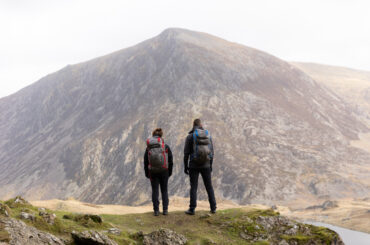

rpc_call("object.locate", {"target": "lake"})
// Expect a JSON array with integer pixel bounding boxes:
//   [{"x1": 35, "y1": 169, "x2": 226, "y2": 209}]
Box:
[{"x1": 305, "y1": 221, "x2": 370, "y2": 245}]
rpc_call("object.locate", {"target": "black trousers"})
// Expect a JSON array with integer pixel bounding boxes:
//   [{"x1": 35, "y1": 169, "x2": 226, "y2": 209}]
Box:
[
  {"x1": 189, "y1": 168, "x2": 217, "y2": 210},
  {"x1": 150, "y1": 171, "x2": 169, "y2": 211}
]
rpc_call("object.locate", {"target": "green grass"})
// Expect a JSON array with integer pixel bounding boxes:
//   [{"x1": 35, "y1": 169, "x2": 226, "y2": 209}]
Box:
[{"x1": 1, "y1": 198, "x2": 342, "y2": 245}]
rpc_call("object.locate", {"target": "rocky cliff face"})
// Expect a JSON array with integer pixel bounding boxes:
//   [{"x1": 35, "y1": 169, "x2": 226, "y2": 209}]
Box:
[{"x1": 0, "y1": 28, "x2": 369, "y2": 205}]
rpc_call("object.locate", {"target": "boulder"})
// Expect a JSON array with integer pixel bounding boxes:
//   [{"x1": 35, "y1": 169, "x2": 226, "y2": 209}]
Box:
[
  {"x1": 0, "y1": 203, "x2": 10, "y2": 217},
  {"x1": 74, "y1": 214, "x2": 103, "y2": 224},
  {"x1": 322, "y1": 200, "x2": 338, "y2": 210},
  {"x1": 71, "y1": 230, "x2": 117, "y2": 245},
  {"x1": 0, "y1": 217, "x2": 64, "y2": 244},
  {"x1": 20, "y1": 212, "x2": 35, "y2": 221},
  {"x1": 14, "y1": 196, "x2": 28, "y2": 205},
  {"x1": 143, "y1": 228, "x2": 187, "y2": 245},
  {"x1": 41, "y1": 213, "x2": 57, "y2": 225},
  {"x1": 306, "y1": 200, "x2": 339, "y2": 211},
  {"x1": 107, "y1": 228, "x2": 121, "y2": 235},
  {"x1": 38, "y1": 207, "x2": 46, "y2": 216}
]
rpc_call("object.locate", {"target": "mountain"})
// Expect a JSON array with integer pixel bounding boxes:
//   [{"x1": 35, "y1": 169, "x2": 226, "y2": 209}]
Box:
[
  {"x1": 292, "y1": 62, "x2": 370, "y2": 125},
  {"x1": 0, "y1": 28, "x2": 369, "y2": 205},
  {"x1": 292, "y1": 62, "x2": 370, "y2": 155}
]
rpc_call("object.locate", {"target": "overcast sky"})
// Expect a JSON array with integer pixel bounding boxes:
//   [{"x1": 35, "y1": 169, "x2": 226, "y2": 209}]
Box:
[{"x1": 1, "y1": 0, "x2": 369, "y2": 98}]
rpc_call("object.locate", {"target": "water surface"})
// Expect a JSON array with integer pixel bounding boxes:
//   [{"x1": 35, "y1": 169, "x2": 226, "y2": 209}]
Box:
[{"x1": 305, "y1": 221, "x2": 370, "y2": 245}]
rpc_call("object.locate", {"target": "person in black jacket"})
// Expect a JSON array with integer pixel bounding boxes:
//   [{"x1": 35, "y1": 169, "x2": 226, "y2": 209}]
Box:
[
  {"x1": 144, "y1": 128, "x2": 173, "y2": 216},
  {"x1": 184, "y1": 119, "x2": 216, "y2": 215}
]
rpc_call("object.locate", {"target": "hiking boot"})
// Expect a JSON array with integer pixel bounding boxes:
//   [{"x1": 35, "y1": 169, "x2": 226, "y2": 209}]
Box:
[
  {"x1": 154, "y1": 210, "x2": 159, "y2": 216},
  {"x1": 185, "y1": 208, "x2": 195, "y2": 215},
  {"x1": 163, "y1": 210, "x2": 168, "y2": 215},
  {"x1": 210, "y1": 209, "x2": 216, "y2": 214}
]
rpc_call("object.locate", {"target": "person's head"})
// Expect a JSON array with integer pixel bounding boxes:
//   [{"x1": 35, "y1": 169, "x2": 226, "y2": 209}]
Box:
[
  {"x1": 152, "y1": 128, "x2": 163, "y2": 137},
  {"x1": 193, "y1": 118, "x2": 202, "y2": 128}
]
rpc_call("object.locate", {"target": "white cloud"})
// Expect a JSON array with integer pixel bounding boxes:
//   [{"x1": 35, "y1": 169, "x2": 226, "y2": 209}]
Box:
[{"x1": 1, "y1": 0, "x2": 369, "y2": 98}]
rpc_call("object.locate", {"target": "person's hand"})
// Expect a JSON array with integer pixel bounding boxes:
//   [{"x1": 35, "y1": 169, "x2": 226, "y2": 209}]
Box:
[{"x1": 184, "y1": 167, "x2": 189, "y2": 175}]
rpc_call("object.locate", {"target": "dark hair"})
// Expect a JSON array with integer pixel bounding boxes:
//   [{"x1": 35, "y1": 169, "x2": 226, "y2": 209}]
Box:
[
  {"x1": 152, "y1": 128, "x2": 163, "y2": 137},
  {"x1": 193, "y1": 119, "x2": 202, "y2": 127}
]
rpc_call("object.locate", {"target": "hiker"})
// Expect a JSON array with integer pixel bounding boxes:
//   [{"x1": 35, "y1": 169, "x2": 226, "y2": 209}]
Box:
[
  {"x1": 184, "y1": 119, "x2": 216, "y2": 215},
  {"x1": 144, "y1": 128, "x2": 173, "y2": 216}
]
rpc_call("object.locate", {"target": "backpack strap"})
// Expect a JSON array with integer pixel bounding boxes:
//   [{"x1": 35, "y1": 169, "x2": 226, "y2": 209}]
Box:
[
  {"x1": 192, "y1": 129, "x2": 199, "y2": 159},
  {"x1": 158, "y1": 137, "x2": 167, "y2": 169}
]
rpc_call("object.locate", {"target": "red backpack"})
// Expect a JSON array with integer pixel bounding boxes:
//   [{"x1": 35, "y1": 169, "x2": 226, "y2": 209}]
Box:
[{"x1": 146, "y1": 136, "x2": 168, "y2": 173}]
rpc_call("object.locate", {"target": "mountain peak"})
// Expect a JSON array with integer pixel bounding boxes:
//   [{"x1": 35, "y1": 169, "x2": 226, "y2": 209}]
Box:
[{"x1": 155, "y1": 27, "x2": 230, "y2": 48}]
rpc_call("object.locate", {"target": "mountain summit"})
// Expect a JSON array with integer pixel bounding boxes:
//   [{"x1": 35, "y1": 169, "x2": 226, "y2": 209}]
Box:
[{"x1": 0, "y1": 28, "x2": 369, "y2": 205}]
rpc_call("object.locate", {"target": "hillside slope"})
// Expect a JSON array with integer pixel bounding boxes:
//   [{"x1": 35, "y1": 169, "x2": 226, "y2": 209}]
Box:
[
  {"x1": 292, "y1": 62, "x2": 370, "y2": 154},
  {"x1": 292, "y1": 62, "x2": 370, "y2": 125},
  {"x1": 0, "y1": 197, "x2": 344, "y2": 245},
  {"x1": 0, "y1": 28, "x2": 369, "y2": 205}
]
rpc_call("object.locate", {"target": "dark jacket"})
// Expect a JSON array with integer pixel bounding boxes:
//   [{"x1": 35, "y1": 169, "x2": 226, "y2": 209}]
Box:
[
  {"x1": 144, "y1": 143, "x2": 173, "y2": 178},
  {"x1": 184, "y1": 126, "x2": 214, "y2": 169}
]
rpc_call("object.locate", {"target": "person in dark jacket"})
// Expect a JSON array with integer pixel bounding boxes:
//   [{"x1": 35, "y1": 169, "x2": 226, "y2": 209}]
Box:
[
  {"x1": 184, "y1": 119, "x2": 216, "y2": 215},
  {"x1": 144, "y1": 128, "x2": 173, "y2": 216}
]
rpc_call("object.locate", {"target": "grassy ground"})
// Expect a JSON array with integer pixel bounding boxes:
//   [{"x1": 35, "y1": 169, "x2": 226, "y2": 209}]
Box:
[{"x1": 1, "y1": 197, "x2": 342, "y2": 245}]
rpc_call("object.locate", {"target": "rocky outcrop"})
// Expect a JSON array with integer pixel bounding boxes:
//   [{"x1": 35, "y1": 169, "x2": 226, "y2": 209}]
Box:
[
  {"x1": 236, "y1": 214, "x2": 345, "y2": 245},
  {"x1": 143, "y1": 228, "x2": 187, "y2": 245},
  {"x1": 19, "y1": 212, "x2": 35, "y2": 221},
  {"x1": 71, "y1": 230, "x2": 117, "y2": 245},
  {"x1": 306, "y1": 200, "x2": 339, "y2": 211},
  {"x1": 106, "y1": 228, "x2": 121, "y2": 235},
  {"x1": 0, "y1": 218, "x2": 64, "y2": 245},
  {"x1": 5, "y1": 197, "x2": 29, "y2": 209},
  {"x1": 0, "y1": 204, "x2": 10, "y2": 217}
]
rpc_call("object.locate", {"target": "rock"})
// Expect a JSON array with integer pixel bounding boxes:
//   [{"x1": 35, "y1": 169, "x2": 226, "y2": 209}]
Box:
[
  {"x1": 306, "y1": 200, "x2": 339, "y2": 211},
  {"x1": 38, "y1": 207, "x2": 46, "y2": 216},
  {"x1": 130, "y1": 231, "x2": 144, "y2": 240},
  {"x1": 14, "y1": 196, "x2": 28, "y2": 205},
  {"x1": 74, "y1": 214, "x2": 103, "y2": 224},
  {"x1": 107, "y1": 228, "x2": 121, "y2": 235},
  {"x1": 86, "y1": 214, "x2": 102, "y2": 224},
  {"x1": 199, "y1": 213, "x2": 211, "y2": 219},
  {"x1": 38, "y1": 207, "x2": 56, "y2": 224},
  {"x1": 20, "y1": 212, "x2": 35, "y2": 221},
  {"x1": 6, "y1": 196, "x2": 30, "y2": 208},
  {"x1": 0, "y1": 203, "x2": 10, "y2": 217},
  {"x1": 271, "y1": 204, "x2": 278, "y2": 210},
  {"x1": 41, "y1": 213, "x2": 57, "y2": 225},
  {"x1": 71, "y1": 230, "x2": 117, "y2": 245},
  {"x1": 143, "y1": 228, "x2": 187, "y2": 245},
  {"x1": 239, "y1": 231, "x2": 252, "y2": 240},
  {"x1": 278, "y1": 239, "x2": 289, "y2": 245},
  {"x1": 0, "y1": 217, "x2": 64, "y2": 244},
  {"x1": 322, "y1": 200, "x2": 338, "y2": 210},
  {"x1": 62, "y1": 214, "x2": 73, "y2": 220},
  {"x1": 256, "y1": 216, "x2": 275, "y2": 231},
  {"x1": 284, "y1": 224, "x2": 299, "y2": 235}
]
